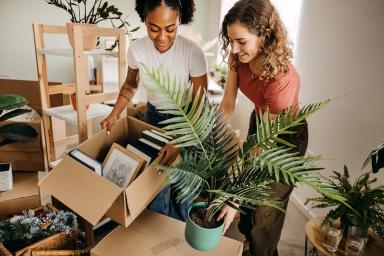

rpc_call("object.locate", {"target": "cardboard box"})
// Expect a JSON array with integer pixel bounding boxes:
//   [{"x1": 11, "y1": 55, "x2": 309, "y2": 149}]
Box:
[
  {"x1": 39, "y1": 117, "x2": 165, "y2": 227},
  {"x1": 0, "y1": 79, "x2": 63, "y2": 172},
  {"x1": 0, "y1": 120, "x2": 45, "y2": 171},
  {"x1": 91, "y1": 210, "x2": 243, "y2": 256},
  {"x1": 0, "y1": 172, "x2": 41, "y2": 217}
]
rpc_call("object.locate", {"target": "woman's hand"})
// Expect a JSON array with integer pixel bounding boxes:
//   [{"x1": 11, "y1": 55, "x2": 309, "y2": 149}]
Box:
[
  {"x1": 158, "y1": 144, "x2": 180, "y2": 166},
  {"x1": 217, "y1": 204, "x2": 237, "y2": 234},
  {"x1": 100, "y1": 114, "x2": 119, "y2": 134}
]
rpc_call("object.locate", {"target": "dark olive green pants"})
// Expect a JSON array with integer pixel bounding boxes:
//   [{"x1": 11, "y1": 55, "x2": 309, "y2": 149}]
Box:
[{"x1": 238, "y1": 110, "x2": 308, "y2": 256}]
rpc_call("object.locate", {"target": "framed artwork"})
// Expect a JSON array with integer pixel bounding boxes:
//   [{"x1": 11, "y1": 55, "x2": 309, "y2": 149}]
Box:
[{"x1": 103, "y1": 143, "x2": 145, "y2": 188}]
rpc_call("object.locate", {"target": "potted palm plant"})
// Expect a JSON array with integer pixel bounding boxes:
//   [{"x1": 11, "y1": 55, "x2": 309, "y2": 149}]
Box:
[
  {"x1": 45, "y1": 0, "x2": 139, "y2": 50},
  {"x1": 142, "y1": 66, "x2": 347, "y2": 251}
]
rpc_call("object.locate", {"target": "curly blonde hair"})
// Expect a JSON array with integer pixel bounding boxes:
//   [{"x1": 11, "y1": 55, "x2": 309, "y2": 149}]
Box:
[{"x1": 219, "y1": 0, "x2": 292, "y2": 81}]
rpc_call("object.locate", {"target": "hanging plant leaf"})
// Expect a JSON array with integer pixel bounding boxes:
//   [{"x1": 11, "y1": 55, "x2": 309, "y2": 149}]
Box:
[
  {"x1": 0, "y1": 94, "x2": 28, "y2": 110},
  {"x1": 0, "y1": 123, "x2": 38, "y2": 142},
  {"x1": 0, "y1": 109, "x2": 31, "y2": 121}
]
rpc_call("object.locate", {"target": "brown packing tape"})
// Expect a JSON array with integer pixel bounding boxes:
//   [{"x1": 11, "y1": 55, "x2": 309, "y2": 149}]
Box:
[
  {"x1": 150, "y1": 238, "x2": 181, "y2": 255},
  {"x1": 39, "y1": 156, "x2": 122, "y2": 225}
]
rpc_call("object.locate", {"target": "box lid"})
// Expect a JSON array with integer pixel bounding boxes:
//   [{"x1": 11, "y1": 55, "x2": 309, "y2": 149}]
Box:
[
  {"x1": 39, "y1": 156, "x2": 122, "y2": 225},
  {"x1": 124, "y1": 166, "x2": 165, "y2": 220},
  {"x1": 0, "y1": 172, "x2": 39, "y2": 201},
  {"x1": 91, "y1": 210, "x2": 243, "y2": 256}
]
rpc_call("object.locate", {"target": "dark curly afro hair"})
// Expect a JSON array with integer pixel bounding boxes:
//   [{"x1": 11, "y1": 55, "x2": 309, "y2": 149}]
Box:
[{"x1": 135, "y1": 0, "x2": 196, "y2": 25}]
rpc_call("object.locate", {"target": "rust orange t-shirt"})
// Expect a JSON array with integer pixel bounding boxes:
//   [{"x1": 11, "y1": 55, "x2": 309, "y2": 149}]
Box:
[{"x1": 237, "y1": 62, "x2": 300, "y2": 114}]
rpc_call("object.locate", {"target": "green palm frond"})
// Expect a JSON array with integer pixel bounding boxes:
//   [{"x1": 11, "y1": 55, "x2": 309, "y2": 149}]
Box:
[
  {"x1": 242, "y1": 100, "x2": 330, "y2": 156},
  {"x1": 141, "y1": 64, "x2": 214, "y2": 146},
  {"x1": 244, "y1": 148, "x2": 346, "y2": 203},
  {"x1": 206, "y1": 180, "x2": 283, "y2": 219}
]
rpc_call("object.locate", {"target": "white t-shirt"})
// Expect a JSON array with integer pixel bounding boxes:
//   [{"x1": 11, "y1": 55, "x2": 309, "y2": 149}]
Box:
[{"x1": 127, "y1": 35, "x2": 207, "y2": 103}]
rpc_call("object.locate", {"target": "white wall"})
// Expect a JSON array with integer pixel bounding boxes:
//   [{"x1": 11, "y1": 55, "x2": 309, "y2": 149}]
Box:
[
  {"x1": 292, "y1": 0, "x2": 384, "y2": 216},
  {"x1": 0, "y1": 0, "x2": 214, "y2": 82}
]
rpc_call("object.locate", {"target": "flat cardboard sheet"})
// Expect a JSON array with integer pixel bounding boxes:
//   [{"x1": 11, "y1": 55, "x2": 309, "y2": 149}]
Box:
[{"x1": 91, "y1": 210, "x2": 243, "y2": 256}]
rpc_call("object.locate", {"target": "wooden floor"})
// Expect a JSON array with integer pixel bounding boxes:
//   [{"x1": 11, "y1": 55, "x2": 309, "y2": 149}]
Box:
[{"x1": 225, "y1": 200, "x2": 308, "y2": 256}]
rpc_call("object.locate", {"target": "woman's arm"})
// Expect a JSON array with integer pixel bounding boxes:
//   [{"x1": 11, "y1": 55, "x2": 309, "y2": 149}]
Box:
[
  {"x1": 101, "y1": 67, "x2": 139, "y2": 132},
  {"x1": 220, "y1": 66, "x2": 238, "y2": 121},
  {"x1": 190, "y1": 74, "x2": 208, "y2": 101}
]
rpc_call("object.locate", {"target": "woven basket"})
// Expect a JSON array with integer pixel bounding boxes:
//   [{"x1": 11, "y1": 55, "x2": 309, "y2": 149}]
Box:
[
  {"x1": 16, "y1": 232, "x2": 76, "y2": 256},
  {"x1": 0, "y1": 244, "x2": 12, "y2": 256},
  {"x1": 0, "y1": 205, "x2": 88, "y2": 256}
]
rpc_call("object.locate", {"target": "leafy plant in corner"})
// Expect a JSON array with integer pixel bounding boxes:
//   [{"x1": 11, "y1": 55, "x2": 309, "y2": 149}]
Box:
[
  {"x1": 45, "y1": 0, "x2": 139, "y2": 49},
  {"x1": 306, "y1": 165, "x2": 384, "y2": 238},
  {"x1": 0, "y1": 94, "x2": 38, "y2": 148},
  {"x1": 141, "y1": 65, "x2": 347, "y2": 250}
]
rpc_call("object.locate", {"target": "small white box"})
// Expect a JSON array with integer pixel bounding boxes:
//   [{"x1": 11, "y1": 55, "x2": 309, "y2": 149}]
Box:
[{"x1": 0, "y1": 163, "x2": 13, "y2": 192}]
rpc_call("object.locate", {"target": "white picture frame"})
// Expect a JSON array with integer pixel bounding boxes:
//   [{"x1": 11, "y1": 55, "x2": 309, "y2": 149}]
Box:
[{"x1": 103, "y1": 143, "x2": 144, "y2": 188}]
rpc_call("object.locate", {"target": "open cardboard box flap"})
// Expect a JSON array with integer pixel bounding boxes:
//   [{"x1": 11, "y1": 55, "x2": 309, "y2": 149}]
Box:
[
  {"x1": 125, "y1": 165, "x2": 164, "y2": 220},
  {"x1": 39, "y1": 155, "x2": 122, "y2": 225},
  {"x1": 39, "y1": 116, "x2": 165, "y2": 227}
]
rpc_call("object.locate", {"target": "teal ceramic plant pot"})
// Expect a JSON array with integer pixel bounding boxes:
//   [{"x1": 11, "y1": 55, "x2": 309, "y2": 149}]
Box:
[{"x1": 185, "y1": 202, "x2": 224, "y2": 251}]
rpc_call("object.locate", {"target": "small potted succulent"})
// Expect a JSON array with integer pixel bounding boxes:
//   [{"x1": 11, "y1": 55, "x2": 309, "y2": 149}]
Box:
[
  {"x1": 45, "y1": 0, "x2": 139, "y2": 50},
  {"x1": 142, "y1": 66, "x2": 347, "y2": 251}
]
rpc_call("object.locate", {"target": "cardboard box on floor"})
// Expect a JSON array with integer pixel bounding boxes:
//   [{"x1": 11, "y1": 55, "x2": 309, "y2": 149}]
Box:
[
  {"x1": 91, "y1": 210, "x2": 243, "y2": 256},
  {"x1": 0, "y1": 120, "x2": 45, "y2": 171},
  {"x1": 39, "y1": 116, "x2": 165, "y2": 227},
  {"x1": 0, "y1": 79, "x2": 63, "y2": 172},
  {"x1": 0, "y1": 172, "x2": 41, "y2": 217}
]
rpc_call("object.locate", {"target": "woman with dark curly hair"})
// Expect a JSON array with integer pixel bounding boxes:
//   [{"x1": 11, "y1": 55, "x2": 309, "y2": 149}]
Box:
[
  {"x1": 101, "y1": 0, "x2": 208, "y2": 221},
  {"x1": 219, "y1": 0, "x2": 308, "y2": 255}
]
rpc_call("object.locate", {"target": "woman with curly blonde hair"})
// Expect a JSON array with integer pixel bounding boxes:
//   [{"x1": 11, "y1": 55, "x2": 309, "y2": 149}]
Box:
[{"x1": 219, "y1": 0, "x2": 308, "y2": 255}]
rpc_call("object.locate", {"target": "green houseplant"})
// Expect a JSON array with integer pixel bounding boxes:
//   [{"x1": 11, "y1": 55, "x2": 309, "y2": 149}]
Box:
[
  {"x1": 45, "y1": 0, "x2": 139, "y2": 50},
  {"x1": 142, "y1": 66, "x2": 347, "y2": 251},
  {"x1": 306, "y1": 165, "x2": 384, "y2": 239},
  {"x1": 0, "y1": 94, "x2": 38, "y2": 148}
]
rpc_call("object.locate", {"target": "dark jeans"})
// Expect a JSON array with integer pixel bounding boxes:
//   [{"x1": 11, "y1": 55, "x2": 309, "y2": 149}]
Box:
[
  {"x1": 145, "y1": 102, "x2": 192, "y2": 221},
  {"x1": 238, "y1": 110, "x2": 308, "y2": 256}
]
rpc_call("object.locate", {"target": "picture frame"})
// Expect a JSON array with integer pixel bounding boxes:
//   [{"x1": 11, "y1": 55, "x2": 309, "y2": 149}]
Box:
[{"x1": 103, "y1": 143, "x2": 145, "y2": 188}]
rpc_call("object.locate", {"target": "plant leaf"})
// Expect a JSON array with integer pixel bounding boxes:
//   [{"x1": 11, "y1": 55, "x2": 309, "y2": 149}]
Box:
[
  {"x1": 0, "y1": 123, "x2": 38, "y2": 142},
  {"x1": 0, "y1": 109, "x2": 31, "y2": 121},
  {"x1": 0, "y1": 94, "x2": 28, "y2": 110}
]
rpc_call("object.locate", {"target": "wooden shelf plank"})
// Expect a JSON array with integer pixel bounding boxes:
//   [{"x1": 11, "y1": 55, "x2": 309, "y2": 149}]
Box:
[
  {"x1": 43, "y1": 103, "x2": 112, "y2": 126},
  {"x1": 37, "y1": 48, "x2": 118, "y2": 57}
]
